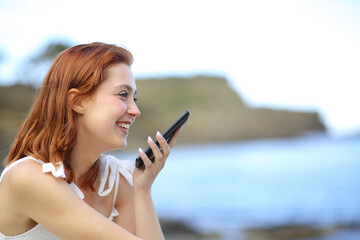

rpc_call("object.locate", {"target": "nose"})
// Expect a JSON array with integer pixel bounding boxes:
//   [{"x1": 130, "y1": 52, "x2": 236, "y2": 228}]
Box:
[{"x1": 128, "y1": 100, "x2": 141, "y2": 118}]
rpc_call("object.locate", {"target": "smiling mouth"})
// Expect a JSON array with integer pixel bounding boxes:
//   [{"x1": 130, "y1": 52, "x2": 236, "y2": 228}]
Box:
[{"x1": 117, "y1": 122, "x2": 130, "y2": 130}]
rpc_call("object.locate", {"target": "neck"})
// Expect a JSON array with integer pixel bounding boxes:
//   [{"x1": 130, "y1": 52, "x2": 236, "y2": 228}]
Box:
[
  {"x1": 70, "y1": 144, "x2": 101, "y2": 185},
  {"x1": 70, "y1": 122, "x2": 111, "y2": 185}
]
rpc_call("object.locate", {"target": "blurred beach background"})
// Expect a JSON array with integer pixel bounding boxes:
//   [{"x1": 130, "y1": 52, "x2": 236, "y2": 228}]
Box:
[{"x1": 0, "y1": 0, "x2": 359, "y2": 239}]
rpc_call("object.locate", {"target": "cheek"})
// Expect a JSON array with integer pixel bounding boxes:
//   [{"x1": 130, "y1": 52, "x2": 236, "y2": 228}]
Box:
[
  {"x1": 81, "y1": 114, "x2": 109, "y2": 135},
  {"x1": 90, "y1": 101, "x2": 127, "y2": 127},
  {"x1": 82, "y1": 97, "x2": 127, "y2": 129},
  {"x1": 112, "y1": 100, "x2": 128, "y2": 116}
]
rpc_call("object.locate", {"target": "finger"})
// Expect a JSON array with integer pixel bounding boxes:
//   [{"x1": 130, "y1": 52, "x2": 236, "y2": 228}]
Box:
[
  {"x1": 147, "y1": 136, "x2": 164, "y2": 165},
  {"x1": 168, "y1": 126, "x2": 183, "y2": 149},
  {"x1": 138, "y1": 147, "x2": 153, "y2": 169},
  {"x1": 155, "y1": 132, "x2": 171, "y2": 170},
  {"x1": 156, "y1": 131, "x2": 170, "y2": 157}
]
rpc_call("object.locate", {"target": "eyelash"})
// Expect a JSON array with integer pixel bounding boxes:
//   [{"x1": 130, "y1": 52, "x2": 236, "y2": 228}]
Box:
[{"x1": 118, "y1": 92, "x2": 138, "y2": 102}]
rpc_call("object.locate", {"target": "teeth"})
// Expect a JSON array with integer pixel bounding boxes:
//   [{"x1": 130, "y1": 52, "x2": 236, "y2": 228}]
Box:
[{"x1": 117, "y1": 123, "x2": 130, "y2": 130}]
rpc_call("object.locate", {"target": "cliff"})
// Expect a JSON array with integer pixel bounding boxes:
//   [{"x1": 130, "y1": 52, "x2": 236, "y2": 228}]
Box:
[
  {"x1": 0, "y1": 75, "x2": 325, "y2": 162},
  {"x1": 129, "y1": 76, "x2": 324, "y2": 148}
]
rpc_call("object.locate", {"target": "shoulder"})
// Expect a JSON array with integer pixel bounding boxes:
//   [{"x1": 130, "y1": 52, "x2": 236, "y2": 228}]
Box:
[
  {"x1": 3, "y1": 158, "x2": 67, "y2": 191},
  {"x1": 100, "y1": 155, "x2": 134, "y2": 201},
  {"x1": 3, "y1": 158, "x2": 66, "y2": 195},
  {"x1": 2, "y1": 158, "x2": 75, "y2": 213},
  {"x1": 2, "y1": 159, "x2": 44, "y2": 192}
]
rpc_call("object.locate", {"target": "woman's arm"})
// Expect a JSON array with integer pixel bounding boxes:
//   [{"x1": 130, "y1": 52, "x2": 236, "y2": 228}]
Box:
[
  {"x1": 132, "y1": 128, "x2": 182, "y2": 240},
  {"x1": 3, "y1": 160, "x2": 141, "y2": 240},
  {"x1": 114, "y1": 174, "x2": 136, "y2": 233},
  {"x1": 113, "y1": 175, "x2": 163, "y2": 239},
  {"x1": 114, "y1": 128, "x2": 183, "y2": 239}
]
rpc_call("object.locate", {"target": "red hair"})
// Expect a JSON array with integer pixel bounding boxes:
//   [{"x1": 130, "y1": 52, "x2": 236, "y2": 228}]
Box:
[{"x1": 6, "y1": 42, "x2": 133, "y2": 190}]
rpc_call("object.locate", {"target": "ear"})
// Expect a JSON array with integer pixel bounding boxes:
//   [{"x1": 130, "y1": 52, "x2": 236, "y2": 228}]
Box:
[{"x1": 68, "y1": 88, "x2": 86, "y2": 115}]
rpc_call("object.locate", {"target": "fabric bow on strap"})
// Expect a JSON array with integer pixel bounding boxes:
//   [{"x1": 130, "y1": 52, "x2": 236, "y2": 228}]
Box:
[
  {"x1": 42, "y1": 161, "x2": 84, "y2": 199},
  {"x1": 42, "y1": 162, "x2": 66, "y2": 178}
]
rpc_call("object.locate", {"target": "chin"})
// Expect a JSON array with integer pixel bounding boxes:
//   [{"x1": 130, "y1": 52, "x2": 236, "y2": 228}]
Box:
[
  {"x1": 117, "y1": 139, "x2": 127, "y2": 149},
  {"x1": 107, "y1": 139, "x2": 127, "y2": 152},
  {"x1": 119, "y1": 142, "x2": 127, "y2": 149}
]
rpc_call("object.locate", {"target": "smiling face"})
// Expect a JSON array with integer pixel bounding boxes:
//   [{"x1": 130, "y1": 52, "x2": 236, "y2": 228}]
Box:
[{"x1": 75, "y1": 63, "x2": 141, "y2": 153}]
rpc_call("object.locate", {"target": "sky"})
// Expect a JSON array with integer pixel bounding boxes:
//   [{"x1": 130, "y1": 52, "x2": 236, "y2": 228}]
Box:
[{"x1": 0, "y1": 0, "x2": 360, "y2": 137}]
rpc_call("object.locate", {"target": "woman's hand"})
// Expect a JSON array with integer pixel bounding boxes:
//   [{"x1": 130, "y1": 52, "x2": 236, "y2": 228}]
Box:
[{"x1": 133, "y1": 127, "x2": 182, "y2": 193}]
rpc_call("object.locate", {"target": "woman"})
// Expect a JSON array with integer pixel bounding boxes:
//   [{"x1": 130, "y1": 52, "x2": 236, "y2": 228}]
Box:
[{"x1": 0, "y1": 42, "x2": 181, "y2": 239}]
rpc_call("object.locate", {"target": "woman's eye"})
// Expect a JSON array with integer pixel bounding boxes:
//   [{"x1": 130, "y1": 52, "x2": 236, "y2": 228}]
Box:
[
  {"x1": 118, "y1": 92, "x2": 128, "y2": 99},
  {"x1": 133, "y1": 97, "x2": 138, "y2": 103}
]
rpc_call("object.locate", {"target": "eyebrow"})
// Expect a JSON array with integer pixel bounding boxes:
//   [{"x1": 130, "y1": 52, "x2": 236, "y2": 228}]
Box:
[{"x1": 114, "y1": 84, "x2": 137, "y2": 95}]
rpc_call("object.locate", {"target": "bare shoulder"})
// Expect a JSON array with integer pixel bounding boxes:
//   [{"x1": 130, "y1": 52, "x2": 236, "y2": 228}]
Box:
[
  {"x1": 0, "y1": 159, "x2": 72, "y2": 234},
  {"x1": 2, "y1": 159, "x2": 46, "y2": 195},
  {"x1": 0, "y1": 160, "x2": 44, "y2": 226},
  {"x1": 117, "y1": 172, "x2": 134, "y2": 203},
  {"x1": 114, "y1": 169, "x2": 135, "y2": 232},
  {"x1": 3, "y1": 158, "x2": 41, "y2": 178},
  {"x1": 4, "y1": 160, "x2": 64, "y2": 191},
  {"x1": 1, "y1": 159, "x2": 72, "y2": 210}
]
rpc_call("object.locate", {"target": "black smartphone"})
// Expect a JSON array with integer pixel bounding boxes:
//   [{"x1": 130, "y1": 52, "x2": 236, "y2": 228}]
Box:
[{"x1": 135, "y1": 110, "x2": 190, "y2": 168}]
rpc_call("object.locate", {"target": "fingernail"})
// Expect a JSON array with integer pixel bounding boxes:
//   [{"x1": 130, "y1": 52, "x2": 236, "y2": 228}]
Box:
[
  {"x1": 148, "y1": 136, "x2": 154, "y2": 143},
  {"x1": 139, "y1": 147, "x2": 144, "y2": 153},
  {"x1": 156, "y1": 131, "x2": 161, "y2": 137}
]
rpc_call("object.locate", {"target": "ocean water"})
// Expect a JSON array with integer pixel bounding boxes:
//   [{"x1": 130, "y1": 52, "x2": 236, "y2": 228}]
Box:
[
  {"x1": 120, "y1": 134, "x2": 360, "y2": 236},
  {"x1": 1, "y1": 133, "x2": 358, "y2": 239}
]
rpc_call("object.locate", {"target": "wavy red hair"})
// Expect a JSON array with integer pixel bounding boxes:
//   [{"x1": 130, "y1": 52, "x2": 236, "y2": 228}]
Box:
[{"x1": 6, "y1": 42, "x2": 133, "y2": 190}]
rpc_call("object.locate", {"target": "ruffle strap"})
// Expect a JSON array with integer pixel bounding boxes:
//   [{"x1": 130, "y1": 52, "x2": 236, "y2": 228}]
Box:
[
  {"x1": 97, "y1": 155, "x2": 135, "y2": 221},
  {"x1": 98, "y1": 155, "x2": 135, "y2": 197},
  {"x1": 98, "y1": 157, "x2": 117, "y2": 197}
]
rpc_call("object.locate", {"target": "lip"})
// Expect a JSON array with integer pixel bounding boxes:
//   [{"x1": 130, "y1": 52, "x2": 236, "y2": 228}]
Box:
[{"x1": 116, "y1": 121, "x2": 131, "y2": 135}]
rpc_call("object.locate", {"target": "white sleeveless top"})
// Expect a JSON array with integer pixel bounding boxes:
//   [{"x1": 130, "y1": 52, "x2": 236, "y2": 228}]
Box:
[{"x1": 0, "y1": 155, "x2": 134, "y2": 240}]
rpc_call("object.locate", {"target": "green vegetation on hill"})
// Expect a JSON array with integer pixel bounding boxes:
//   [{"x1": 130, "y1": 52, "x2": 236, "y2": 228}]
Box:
[{"x1": 0, "y1": 75, "x2": 325, "y2": 162}]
